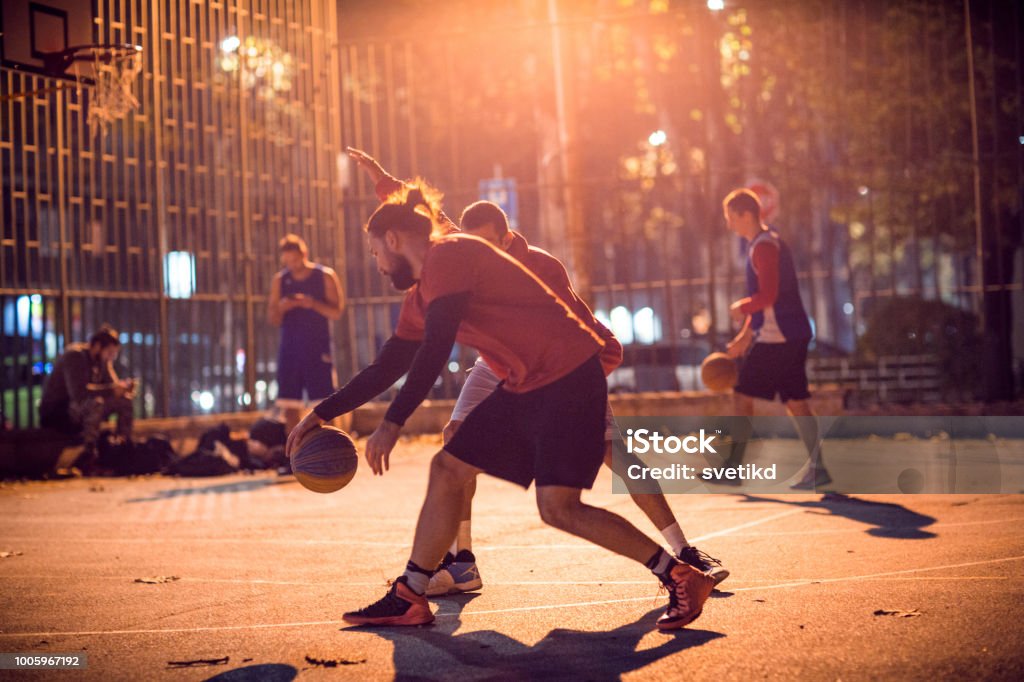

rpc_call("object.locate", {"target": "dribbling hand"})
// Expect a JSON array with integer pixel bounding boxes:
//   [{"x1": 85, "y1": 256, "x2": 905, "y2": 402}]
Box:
[
  {"x1": 286, "y1": 411, "x2": 324, "y2": 458},
  {"x1": 729, "y1": 301, "x2": 746, "y2": 325}
]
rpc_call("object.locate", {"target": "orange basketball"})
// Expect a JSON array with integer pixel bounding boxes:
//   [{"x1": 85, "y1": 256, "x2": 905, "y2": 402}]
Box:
[
  {"x1": 701, "y1": 352, "x2": 738, "y2": 392},
  {"x1": 290, "y1": 426, "x2": 358, "y2": 494}
]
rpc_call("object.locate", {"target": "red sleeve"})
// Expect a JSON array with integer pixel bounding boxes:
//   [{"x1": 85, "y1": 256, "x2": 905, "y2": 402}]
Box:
[
  {"x1": 738, "y1": 242, "x2": 780, "y2": 315},
  {"x1": 375, "y1": 175, "x2": 404, "y2": 202},
  {"x1": 395, "y1": 289, "x2": 426, "y2": 341},
  {"x1": 418, "y1": 241, "x2": 476, "y2": 304}
]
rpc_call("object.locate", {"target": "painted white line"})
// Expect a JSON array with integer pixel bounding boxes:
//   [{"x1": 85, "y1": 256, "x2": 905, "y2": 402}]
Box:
[
  {"x1": 1, "y1": 555, "x2": 1021, "y2": 638},
  {"x1": 433, "y1": 596, "x2": 657, "y2": 619},
  {"x1": 2, "y1": 513, "x2": 1019, "y2": 551},
  {"x1": 738, "y1": 516, "x2": 1024, "y2": 537},
  {"x1": 728, "y1": 554, "x2": 1024, "y2": 593},
  {"x1": 689, "y1": 509, "x2": 804, "y2": 543},
  {"x1": 0, "y1": 575, "x2": 1012, "y2": 588}
]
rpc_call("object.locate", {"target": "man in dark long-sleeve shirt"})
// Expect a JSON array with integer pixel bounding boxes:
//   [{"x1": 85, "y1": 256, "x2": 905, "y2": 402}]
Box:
[{"x1": 39, "y1": 326, "x2": 135, "y2": 452}]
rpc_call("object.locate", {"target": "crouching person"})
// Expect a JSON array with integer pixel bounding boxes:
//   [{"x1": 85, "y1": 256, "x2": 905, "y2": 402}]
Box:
[{"x1": 38, "y1": 325, "x2": 135, "y2": 469}]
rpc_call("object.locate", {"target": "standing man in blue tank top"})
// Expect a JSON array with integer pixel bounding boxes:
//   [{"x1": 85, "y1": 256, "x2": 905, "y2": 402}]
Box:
[
  {"x1": 268, "y1": 234, "x2": 344, "y2": 433},
  {"x1": 722, "y1": 189, "x2": 832, "y2": 490}
]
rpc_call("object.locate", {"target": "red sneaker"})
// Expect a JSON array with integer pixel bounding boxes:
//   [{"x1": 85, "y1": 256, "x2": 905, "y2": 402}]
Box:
[
  {"x1": 657, "y1": 562, "x2": 715, "y2": 630},
  {"x1": 342, "y1": 576, "x2": 435, "y2": 627}
]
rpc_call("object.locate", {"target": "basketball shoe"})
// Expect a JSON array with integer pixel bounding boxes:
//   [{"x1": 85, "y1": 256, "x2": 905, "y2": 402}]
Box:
[
  {"x1": 426, "y1": 549, "x2": 483, "y2": 596},
  {"x1": 342, "y1": 576, "x2": 434, "y2": 626}
]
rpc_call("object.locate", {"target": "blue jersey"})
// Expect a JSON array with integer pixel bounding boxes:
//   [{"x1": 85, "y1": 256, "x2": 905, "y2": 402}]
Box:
[
  {"x1": 745, "y1": 229, "x2": 812, "y2": 343},
  {"x1": 279, "y1": 264, "x2": 332, "y2": 357}
]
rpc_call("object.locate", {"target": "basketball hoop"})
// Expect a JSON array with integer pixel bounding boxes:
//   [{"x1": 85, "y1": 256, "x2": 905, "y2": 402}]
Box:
[{"x1": 57, "y1": 44, "x2": 144, "y2": 135}]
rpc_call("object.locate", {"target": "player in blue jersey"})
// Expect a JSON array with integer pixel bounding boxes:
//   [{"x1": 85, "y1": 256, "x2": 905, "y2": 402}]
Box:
[
  {"x1": 721, "y1": 189, "x2": 832, "y2": 490},
  {"x1": 268, "y1": 234, "x2": 344, "y2": 433}
]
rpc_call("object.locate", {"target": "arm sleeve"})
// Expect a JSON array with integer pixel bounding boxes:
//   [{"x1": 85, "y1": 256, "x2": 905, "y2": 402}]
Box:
[
  {"x1": 738, "y1": 242, "x2": 780, "y2": 315},
  {"x1": 63, "y1": 352, "x2": 92, "y2": 403},
  {"x1": 313, "y1": 335, "x2": 421, "y2": 421},
  {"x1": 374, "y1": 175, "x2": 405, "y2": 202},
  {"x1": 384, "y1": 292, "x2": 470, "y2": 426},
  {"x1": 450, "y1": 358, "x2": 503, "y2": 422}
]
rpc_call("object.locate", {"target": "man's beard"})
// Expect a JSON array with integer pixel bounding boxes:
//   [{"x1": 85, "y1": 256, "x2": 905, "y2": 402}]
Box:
[{"x1": 388, "y1": 256, "x2": 416, "y2": 291}]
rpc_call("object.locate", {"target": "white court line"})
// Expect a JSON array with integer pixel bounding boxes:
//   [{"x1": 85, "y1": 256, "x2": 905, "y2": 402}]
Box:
[
  {"x1": 2, "y1": 554, "x2": 1021, "y2": 638},
  {"x1": 689, "y1": 509, "x2": 804, "y2": 543},
  {"x1": 0, "y1": 575, "x2": 1012, "y2": 588},
  {"x1": 736, "y1": 516, "x2": 1024, "y2": 537},
  {"x1": 5, "y1": 512, "x2": 1016, "y2": 548},
  {"x1": 727, "y1": 554, "x2": 1024, "y2": 593},
  {"x1": 0, "y1": 507, "x2": 808, "y2": 551}
]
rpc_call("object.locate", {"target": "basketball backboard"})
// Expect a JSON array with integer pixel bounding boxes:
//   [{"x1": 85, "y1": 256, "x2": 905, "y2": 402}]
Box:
[{"x1": 1, "y1": 0, "x2": 96, "y2": 82}]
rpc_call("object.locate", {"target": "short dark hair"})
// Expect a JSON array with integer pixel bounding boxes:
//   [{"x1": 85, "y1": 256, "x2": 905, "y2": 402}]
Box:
[
  {"x1": 723, "y1": 188, "x2": 762, "y2": 221},
  {"x1": 278, "y1": 234, "x2": 308, "y2": 255},
  {"x1": 365, "y1": 181, "x2": 443, "y2": 240},
  {"x1": 460, "y1": 201, "x2": 509, "y2": 235},
  {"x1": 89, "y1": 325, "x2": 121, "y2": 349}
]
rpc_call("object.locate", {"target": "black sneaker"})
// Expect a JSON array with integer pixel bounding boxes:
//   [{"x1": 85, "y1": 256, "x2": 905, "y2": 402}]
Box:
[
  {"x1": 677, "y1": 546, "x2": 730, "y2": 585},
  {"x1": 342, "y1": 576, "x2": 434, "y2": 626}
]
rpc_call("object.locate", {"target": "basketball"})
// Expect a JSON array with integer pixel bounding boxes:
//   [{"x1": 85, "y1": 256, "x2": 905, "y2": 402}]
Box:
[
  {"x1": 701, "y1": 352, "x2": 738, "y2": 392},
  {"x1": 290, "y1": 425, "x2": 359, "y2": 493}
]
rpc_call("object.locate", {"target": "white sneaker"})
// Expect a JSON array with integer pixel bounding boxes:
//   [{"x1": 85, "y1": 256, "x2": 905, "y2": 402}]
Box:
[{"x1": 426, "y1": 550, "x2": 483, "y2": 596}]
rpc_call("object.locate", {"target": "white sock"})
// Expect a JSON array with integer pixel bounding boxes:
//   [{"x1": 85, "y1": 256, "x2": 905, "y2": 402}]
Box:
[
  {"x1": 660, "y1": 522, "x2": 689, "y2": 555},
  {"x1": 402, "y1": 565, "x2": 430, "y2": 595},
  {"x1": 456, "y1": 520, "x2": 472, "y2": 553},
  {"x1": 647, "y1": 548, "x2": 675, "y2": 578}
]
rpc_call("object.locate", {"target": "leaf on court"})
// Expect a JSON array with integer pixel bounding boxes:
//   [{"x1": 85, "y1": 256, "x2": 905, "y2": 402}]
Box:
[
  {"x1": 305, "y1": 655, "x2": 366, "y2": 667},
  {"x1": 134, "y1": 575, "x2": 180, "y2": 584},
  {"x1": 873, "y1": 608, "x2": 921, "y2": 618},
  {"x1": 0, "y1": 551, "x2": 23, "y2": 558},
  {"x1": 167, "y1": 656, "x2": 229, "y2": 668}
]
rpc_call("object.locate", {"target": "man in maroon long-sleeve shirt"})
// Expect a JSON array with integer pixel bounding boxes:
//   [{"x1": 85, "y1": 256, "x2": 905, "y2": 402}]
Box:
[{"x1": 348, "y1": 148, "x2": 729, "y2": 594}]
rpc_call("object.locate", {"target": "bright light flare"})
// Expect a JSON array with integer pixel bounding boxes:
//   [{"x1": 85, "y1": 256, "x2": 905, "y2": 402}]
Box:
[
  {"x1": 221, "y1": 35, "x2": 241, "y2": 53},
  {"x1": 707, "y1": 0, "x2": 725, "y2": 10},
  {"x1": 648, "y1": 130, "x2": 667, "y2": 146}
]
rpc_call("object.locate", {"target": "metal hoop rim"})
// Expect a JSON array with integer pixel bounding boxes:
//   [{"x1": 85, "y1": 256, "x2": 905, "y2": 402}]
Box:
[{"x1": 40, "y1": 44, "x2": 143, "y2": 76}]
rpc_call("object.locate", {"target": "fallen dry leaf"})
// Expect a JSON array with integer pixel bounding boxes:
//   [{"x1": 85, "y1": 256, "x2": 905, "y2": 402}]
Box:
[
  {"x1": 134, "y1": 576, "x2": 180, "y2": 584},
  {"x1": 167, "y1": 656, "x2": 229, "y2": 668},
  {"x1": 305, "y1": 655, "x2": 366, "y2": 667},
  {"x1": 873, "y1": 608, "x2": 921, "y2": 618}
]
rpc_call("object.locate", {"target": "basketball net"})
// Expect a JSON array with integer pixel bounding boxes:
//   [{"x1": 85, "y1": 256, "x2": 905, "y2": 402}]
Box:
[{"x1": 72, "y1": 46, "x2": 143, "y2": 136}]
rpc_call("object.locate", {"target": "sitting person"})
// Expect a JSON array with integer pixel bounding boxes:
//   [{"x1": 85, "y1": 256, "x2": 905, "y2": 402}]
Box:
[{"x1": 38, "y1": 326, "x2": 135, "y2": 464}]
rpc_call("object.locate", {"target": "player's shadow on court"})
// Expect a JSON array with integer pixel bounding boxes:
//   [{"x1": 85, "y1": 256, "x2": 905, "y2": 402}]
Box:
[
  {"x1": 353, "y1": 604, "x2": 723, "y2": 681},
  {"x1": 202, "y1": 664, "x2": 297, "y2": 681},
  {"x1": 126, "y1": 478, "x2": 290, "y2": 503},
  {"x1": 738, "y1": 493, "x2": 937, "y2": 539}
]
